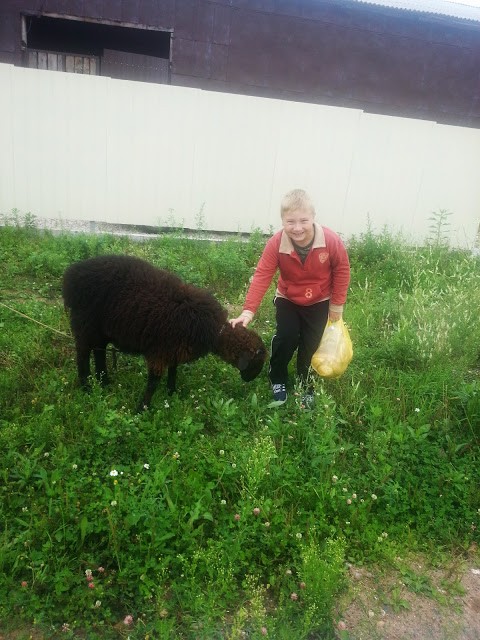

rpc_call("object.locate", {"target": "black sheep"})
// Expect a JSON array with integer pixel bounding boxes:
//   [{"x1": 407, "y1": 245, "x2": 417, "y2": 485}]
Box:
[{"x1": 62, "y1": 254, "x2": 267, "y2": 410}]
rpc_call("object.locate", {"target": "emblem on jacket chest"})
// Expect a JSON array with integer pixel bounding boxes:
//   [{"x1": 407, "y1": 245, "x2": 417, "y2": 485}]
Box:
[{"x1": 318, "y1": 252, "x2": 329, "y2": 263}]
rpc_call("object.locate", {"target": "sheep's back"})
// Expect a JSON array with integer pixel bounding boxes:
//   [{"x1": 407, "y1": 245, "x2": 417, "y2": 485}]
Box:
[{"x1": 63, "y1": 255, "x2": 227, "y2": 359}]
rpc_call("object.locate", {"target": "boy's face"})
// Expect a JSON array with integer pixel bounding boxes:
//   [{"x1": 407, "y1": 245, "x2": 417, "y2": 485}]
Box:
[{"x1": 282, "y1": 207, "x2": 315, "y2": 246}]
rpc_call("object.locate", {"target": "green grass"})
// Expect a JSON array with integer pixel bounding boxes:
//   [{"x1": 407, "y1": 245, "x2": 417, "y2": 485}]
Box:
[{"x1": 0, "y1": 215, "x2": 479, "y2": 639}]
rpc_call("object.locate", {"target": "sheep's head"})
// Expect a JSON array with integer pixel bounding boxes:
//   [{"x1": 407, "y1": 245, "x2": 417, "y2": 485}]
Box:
[{"x1": 216, "y1": 324, "x2": 267, "y2": 381}]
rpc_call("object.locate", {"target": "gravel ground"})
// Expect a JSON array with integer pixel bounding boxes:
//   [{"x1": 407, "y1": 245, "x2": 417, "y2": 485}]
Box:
[{"x1": 1, "y1": 213, "x2": 251, "y2": 243}]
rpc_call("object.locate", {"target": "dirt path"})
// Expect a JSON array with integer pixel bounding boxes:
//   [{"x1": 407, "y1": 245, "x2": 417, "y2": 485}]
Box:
[{"x1": 337, "y1": 553, "x2": 480, "y2": 639}]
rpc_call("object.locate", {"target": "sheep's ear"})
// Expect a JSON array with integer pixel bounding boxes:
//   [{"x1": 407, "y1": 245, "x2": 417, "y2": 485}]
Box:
[{"x1": 237, "y1": 352, "x2": 251, "y2": 371}]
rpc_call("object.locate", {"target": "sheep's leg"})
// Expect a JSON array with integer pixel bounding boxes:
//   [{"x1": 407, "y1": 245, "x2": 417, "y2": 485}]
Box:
[
  {"x1": 93, "y1": 345, "x2": 110, "y2": 386},
  {"x1": 75, "y1": 340, "x2": 92, "y2": 388},
  {"x1": 137, "y1": 369, "x2": 161, "y2": 412},
  {"x1": 167, "y1": 365, "x2": 177, "y2": 394}
]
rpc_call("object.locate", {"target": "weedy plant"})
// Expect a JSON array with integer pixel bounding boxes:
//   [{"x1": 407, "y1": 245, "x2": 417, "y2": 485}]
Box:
[
  {"x1": 0, "y1": 212, "x2": 479, "y2": 639},
  {"x1": 427, "y1": 208, "x2": 453, "y2": 247}
]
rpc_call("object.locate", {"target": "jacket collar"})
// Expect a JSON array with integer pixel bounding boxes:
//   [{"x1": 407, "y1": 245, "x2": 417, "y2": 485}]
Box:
[{"x1": 279, "y1": 222, "x2": 326, "y2": 254}]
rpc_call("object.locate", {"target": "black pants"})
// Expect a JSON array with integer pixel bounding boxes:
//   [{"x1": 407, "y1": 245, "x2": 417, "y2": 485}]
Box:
[{"x1": 269, "y1": 297, "x2": 329, "y2": 386}]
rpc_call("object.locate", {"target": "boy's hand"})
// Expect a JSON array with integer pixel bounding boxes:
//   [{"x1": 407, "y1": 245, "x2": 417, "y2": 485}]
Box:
[
  {"x1": 329, "y1": 310, "x2": 342, "y2": 323},
  {"x1": 229, "y1": 313, "x2": 252, "y2": 328}
]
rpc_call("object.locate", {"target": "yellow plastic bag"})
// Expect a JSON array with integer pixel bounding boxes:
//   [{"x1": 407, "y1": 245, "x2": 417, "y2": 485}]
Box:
[{"x1": 311, "y1": 319, "x2": 353, "y2": 378}]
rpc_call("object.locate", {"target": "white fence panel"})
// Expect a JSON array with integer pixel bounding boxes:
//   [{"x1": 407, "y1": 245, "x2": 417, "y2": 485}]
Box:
[{"x1": 1, "y1": 62, "x2": 479, "y2": 247}]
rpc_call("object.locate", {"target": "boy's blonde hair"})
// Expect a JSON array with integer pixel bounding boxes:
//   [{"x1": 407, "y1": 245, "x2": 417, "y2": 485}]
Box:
[{"x1": 280, "y1": 189, "x2": 315, "y2": 218}]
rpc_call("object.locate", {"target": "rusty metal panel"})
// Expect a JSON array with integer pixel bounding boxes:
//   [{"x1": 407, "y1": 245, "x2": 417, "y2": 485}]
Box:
[
  {"x1": 0, "y1": 10, "x2": 17, "y2": 52},
  {"x1": 100, "y1": 0, "x2": 123, "y2": 22},
  {"x1": 213, "y1": 4, "x2": 231, "y2": 45},
  {"x1": 85, "y1": 1, "x2": 105, "y2": 18},
  {"x1": 195, "y1": 1, "x2": 215, "y2": 41},
  {"x1": 63, "y1": 1, "x2": 86, "y2": 18},
  {"x1": 138, "y1": 0, "x2": 175, "y2": 27},
  {"x1": 173, "y1": 38, "x2": 227, "y2": 81},
  {"x1": 41, "y1": 1, "x2": 74, "y2": 15},
  {"x1": 121, "y1": 0, "x2": 141, "y2": 25},
  {"x1": 220, "y1": 2, "x2": 480, "y2": 125},
  {"x1": 229, "y1": 0, "x2": 276, "y2": 11},
  {"x1": 174, "y1": 0, "x2": 199, "y2": 39}
]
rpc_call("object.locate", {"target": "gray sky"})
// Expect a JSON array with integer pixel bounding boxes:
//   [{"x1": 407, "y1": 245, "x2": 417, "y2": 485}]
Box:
[{"x1": 444, "y1": 0, "x2": 480, "y2": 5}]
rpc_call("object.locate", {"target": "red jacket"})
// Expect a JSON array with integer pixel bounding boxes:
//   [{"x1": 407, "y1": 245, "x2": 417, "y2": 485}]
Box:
[{"x1": 243, "y1": 224, "x2": 350, "y2": 315}]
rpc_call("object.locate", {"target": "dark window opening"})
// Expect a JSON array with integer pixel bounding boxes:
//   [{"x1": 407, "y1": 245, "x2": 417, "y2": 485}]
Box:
[
  {"x1": 25, "y1": 15, "x2": 171, "y2": 59},
  {"x1": 24, "y1": 15, "x2": 171, "y2": 83}
]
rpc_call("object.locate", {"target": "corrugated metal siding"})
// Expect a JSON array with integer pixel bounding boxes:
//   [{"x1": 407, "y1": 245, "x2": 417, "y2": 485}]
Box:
[{"x1": 351, "y1": 0, "x2": 480, "y2": 22}]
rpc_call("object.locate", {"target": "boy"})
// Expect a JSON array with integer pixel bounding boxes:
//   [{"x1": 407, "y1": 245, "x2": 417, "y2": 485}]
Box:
[{"x1": 230, "y1": 189, "x2": 350, "y2": 406}]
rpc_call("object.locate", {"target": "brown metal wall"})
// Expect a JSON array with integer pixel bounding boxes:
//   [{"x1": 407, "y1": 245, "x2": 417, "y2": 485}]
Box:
[{"x1": 1, "y1": 0, "x2": 479, "y2": 128}]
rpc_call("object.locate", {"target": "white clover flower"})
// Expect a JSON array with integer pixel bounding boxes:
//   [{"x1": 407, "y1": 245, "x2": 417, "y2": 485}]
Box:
[
  {"x1": 164, "y1": 400, "x2": 170, "y2": 409},
  {"x1": 414, "y1": 408, "x2": 420, "y2": 413},
  {"x1": 111, "y1": 500, "x2": 117, "y2": 507},
  {"x1": 296, "y1": 532, "x2": 302, "y2": 539},
  {"x1": 72, "y1": 464, "x2": 78, "y2": 470},
  {"x1": 371, "y1": 494, "x2": 378, "y2": 500},
  {"x1": 219, "y1": 449, "x2": 225, "y2": 456},
  {"x1": 22, "y1": 506, "x2": 28, "y2": 512},
  {"x1": 172, "y1": 452, "x2": 180, "y2": 460},
  {"x1": 109, "y1": 470, "x2": 118, "y2": 477},
  {"x1": 143, "y1": 463, "x2": 150, "y2": 470},
  {"x1": 94, "y1": 600, "x2": 101, "y2": 608},
  {"x1": 231, "y1": 463, "x2": 237, "y2": 469},
  {"x1": 332, "y1": 475, "x2": 338, "y2": 483}
]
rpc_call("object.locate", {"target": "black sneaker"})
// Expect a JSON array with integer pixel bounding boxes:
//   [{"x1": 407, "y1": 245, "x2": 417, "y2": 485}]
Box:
[{"x1": 272, "y1": 383, "x2": 287, "y2": 404}]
